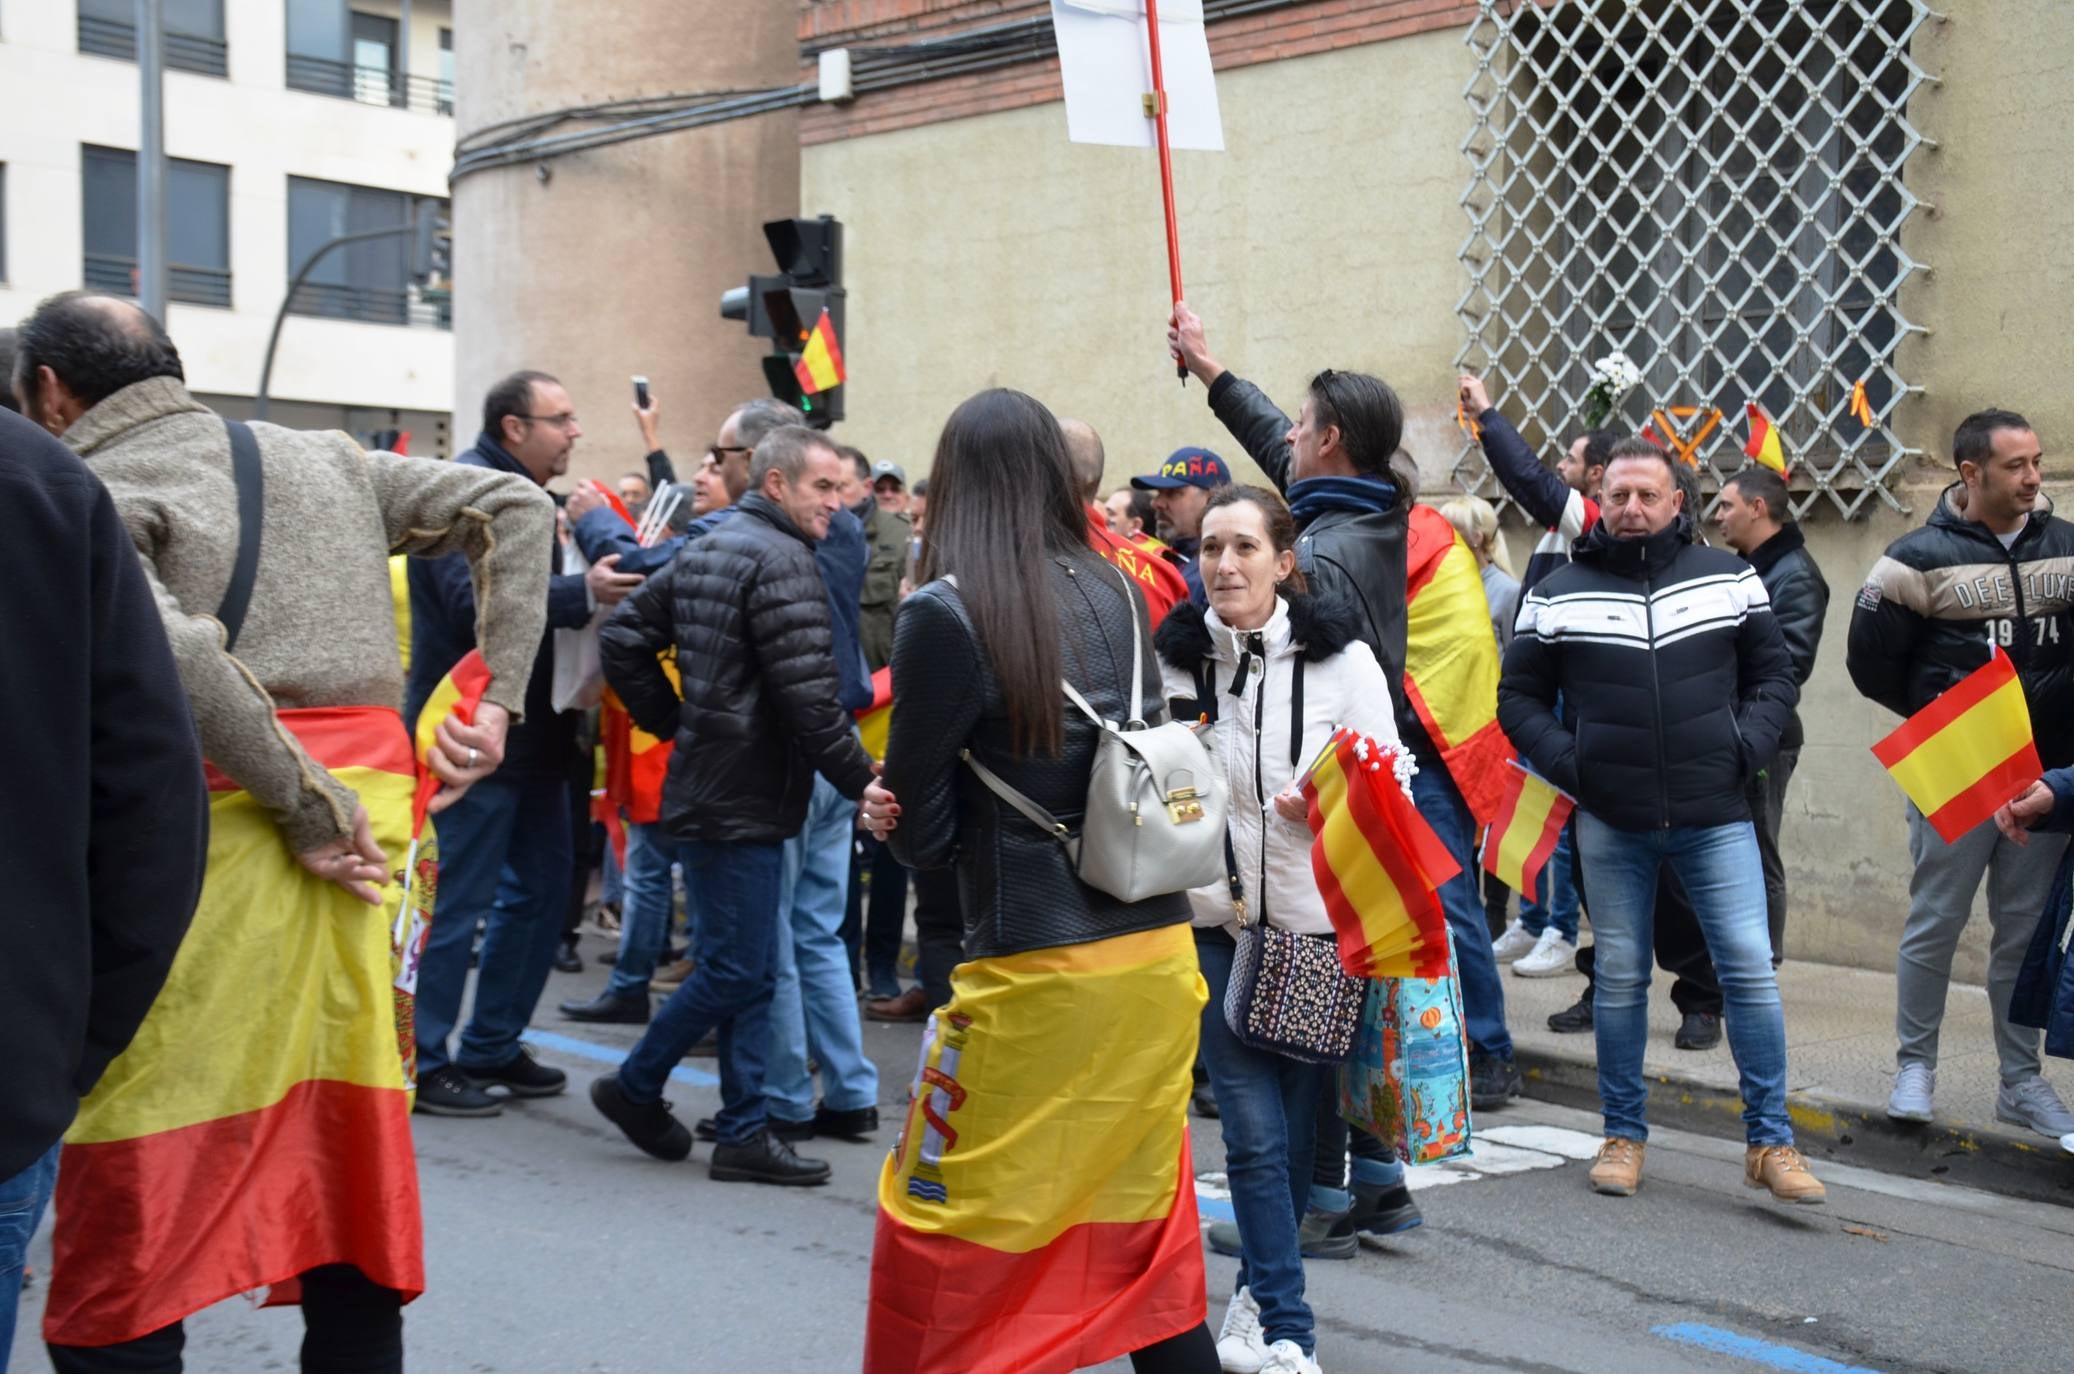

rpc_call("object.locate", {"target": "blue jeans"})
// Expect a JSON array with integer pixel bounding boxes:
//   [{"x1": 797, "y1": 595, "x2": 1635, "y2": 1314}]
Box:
[
  {"x1": 1196, "y1": 929, "x2": 1324, "y2": 1355},
  {"x1": 415, "y1": 773, "x2": 573, "y2": 1076},
  {"x1": 1574, "y1": 812, "x2": 1791, "y2": 1145},
  {"x1": 621, "y1": 840, "x2": 785, "y2": 1144},
  {"x1": 1518, "y1": 820, "x2": 1581, "y2": 941},
  {"x1": 608, "y1": 821, "x2": 694, "y2": 998},
  {"x1": 1411, "y1": 762, "x2": 1513, "y2": 1061},
  {"x1": 2, "y1": 1142, "x2": 60, "y2": 1367},
  {"x1": 768, "y1": 776, "x2": 880, "y2": 1121}
]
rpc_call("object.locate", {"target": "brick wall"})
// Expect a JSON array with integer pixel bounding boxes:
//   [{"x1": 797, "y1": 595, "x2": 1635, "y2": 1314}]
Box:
[{"x1": 798, "y1": 0, "x2": 1479, "y2": 145}]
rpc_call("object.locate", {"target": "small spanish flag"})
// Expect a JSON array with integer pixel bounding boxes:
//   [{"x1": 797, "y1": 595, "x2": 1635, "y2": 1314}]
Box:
[
  {"x1": 1850, "y1": 379, "x2": 1874, "y2": 428},
  {"x1": 856, "y1": 665, "x2": 893, "y2": 762},
  {"x1": 410, "y1": 649, "x2": 493, "y2": 838},
  {"x1": 1480, "y1": 761, "x2": 1575, "y2": 906},
  {"x1": 794, "y1": 308, "x2": 846, "y2": 396},
  {"x1": 1301, "y1": 729, "x2": 1458, "y2": 980},
  {"x1": 1872, "y1": 646, "x2": 2040, "y2": 843},
  {"x1": 1744, "y1": 402, "x2": 1788, "y2": 476}
]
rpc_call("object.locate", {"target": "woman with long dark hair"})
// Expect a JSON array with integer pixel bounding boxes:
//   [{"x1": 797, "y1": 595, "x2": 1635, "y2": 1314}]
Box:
[{"x1": 859, "y1": 389, "x2": 1218, "y2": 1374}]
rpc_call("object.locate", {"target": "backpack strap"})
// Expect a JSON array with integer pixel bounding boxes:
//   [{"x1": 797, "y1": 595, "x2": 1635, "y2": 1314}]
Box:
[{"x1": 217, "y1": 419, "x2": 266, "y2": 653}]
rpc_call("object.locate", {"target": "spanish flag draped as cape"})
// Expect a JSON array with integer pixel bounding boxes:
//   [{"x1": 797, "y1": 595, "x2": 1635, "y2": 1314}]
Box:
[
  {"x1": 44, "y1": 708, "x2": 426, "y2": 1347},
  {"x1": 1403, "y1": 505, "x2": 1509, "y2": 826}
]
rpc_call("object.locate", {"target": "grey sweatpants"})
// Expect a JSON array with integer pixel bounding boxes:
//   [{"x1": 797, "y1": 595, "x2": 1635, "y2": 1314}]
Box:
[{"x1": 1899, "y1": 806, "x2": 2068, "y2": 1082}]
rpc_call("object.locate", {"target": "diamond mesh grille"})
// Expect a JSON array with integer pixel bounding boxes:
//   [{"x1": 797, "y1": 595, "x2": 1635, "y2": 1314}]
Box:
[{"x1": 1452, "y1": 0, "x2": 1938, "y2": 519}]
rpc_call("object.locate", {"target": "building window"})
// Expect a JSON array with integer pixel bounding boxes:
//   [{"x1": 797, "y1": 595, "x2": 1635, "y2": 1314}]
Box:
[
  {"x1": 81, "y1": 146, "x2": 233, "y2": 308},
  {"x1": 438, "y1": 27, "x2": 454, "y2": 116},
  {"x1": 287, "y1": 176, "x2": 448, "y2": 329},
  {"x1": 1454, "y1": 0, "x2": 1935, "y2": 519},
  {"x1": 285, "y1": 1, "x2": 451, "y2": 117},
  {"x1": 77, "y1": 0, "x2": 228, "y2": 78}
]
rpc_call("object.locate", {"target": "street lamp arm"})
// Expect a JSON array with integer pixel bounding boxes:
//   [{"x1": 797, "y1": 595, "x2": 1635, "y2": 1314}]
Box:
[{"x1": 255, "y1": 221, "x2": 418, "y2": 421}]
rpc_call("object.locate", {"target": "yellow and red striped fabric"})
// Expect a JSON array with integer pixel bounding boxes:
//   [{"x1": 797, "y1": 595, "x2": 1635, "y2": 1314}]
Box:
[
  {"x1": 45, "y1": 708, "x2": 424, "y2": 1348},
  {"x1": 1744, "y1": 402, "x2": 1788, "y2": 476},
  {"x1": 411, "y1": 649, "x2": 491, "y2": 836},
  {"x1": 856, "y1": 666, "x2": 893, "y2": 762},
  {"x1": 1871, "y1": 646, "x2": 2040, "y2": 843},
  {"x1": 1303, "y1": 729, "x2": 1458, "y2": 980},
  {"x1": 1479, "y1": 761, "x2": 1576, "y2": 905},
  {"x1": 794, "y1": 308, "x2": 846, "y2": 395},
  {"x1": 1403, "y1": 504, "x2": 1509, "y2": 827},
  {"x1": 866, "y1": 924, "x2": 1207, "y2": 1374},
  {"x1": 600, "y1": 673, "x2": 676, "y2": 827}
]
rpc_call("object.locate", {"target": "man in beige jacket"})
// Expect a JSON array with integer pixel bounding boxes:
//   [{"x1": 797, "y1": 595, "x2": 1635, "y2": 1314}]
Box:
[{"x1": 14, "y1": 290, "x2": 553, "y2": 1369}]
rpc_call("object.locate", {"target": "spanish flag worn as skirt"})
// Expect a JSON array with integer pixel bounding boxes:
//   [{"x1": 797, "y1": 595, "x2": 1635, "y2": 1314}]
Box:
[
  {"x1": 866, "y1": 921, "x2": 1209, "y2": 1374},
  {"x1": 44, "y1": 708, "x2": 427, "y2": 1347}
]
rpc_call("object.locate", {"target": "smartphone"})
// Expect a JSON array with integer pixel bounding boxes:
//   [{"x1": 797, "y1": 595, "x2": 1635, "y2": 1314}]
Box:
[{"x1": 632, "y1": 375, "x2": 651, "y2": 409}]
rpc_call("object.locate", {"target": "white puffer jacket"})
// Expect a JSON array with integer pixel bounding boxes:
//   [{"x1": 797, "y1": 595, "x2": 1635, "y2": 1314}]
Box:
[{"x1": 1155, "y1": 592, "x2": 1401, "y2": 937}]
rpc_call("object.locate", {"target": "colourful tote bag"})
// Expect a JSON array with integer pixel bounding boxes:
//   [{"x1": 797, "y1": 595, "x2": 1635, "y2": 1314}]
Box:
[{"x1": 1337, "y1": 947, "x2": 1472, "y2": 1165}]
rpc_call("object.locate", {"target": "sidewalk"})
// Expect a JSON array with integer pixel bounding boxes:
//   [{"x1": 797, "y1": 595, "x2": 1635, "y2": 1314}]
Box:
[{"x1": 1497, "y1": 955, "x2": 2074, "y2": 1204}]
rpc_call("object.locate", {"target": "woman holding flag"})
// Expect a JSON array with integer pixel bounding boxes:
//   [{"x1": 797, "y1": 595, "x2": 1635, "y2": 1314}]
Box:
[
  {"x1": 860, "y1": 388, "x2": 1219, "y2": 1374},
  {"x1": 1154, "y1": 486, "x2": 1402, "y2": 1374}
]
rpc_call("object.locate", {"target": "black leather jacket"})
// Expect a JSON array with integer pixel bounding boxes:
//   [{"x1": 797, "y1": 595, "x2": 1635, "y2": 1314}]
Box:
[
  {"x1": 1743, "y1": 523, "x2": 1830, "y2": 751},
  {"x1": 599, "y1": 492, "x2": 875, "y2": 845},
  {"x1": 883, "y1": 551, "x2": 1191, "y2": 959},
  {"x1": 1206, "y1": 371, "x2": 1409, "y2": 697}
]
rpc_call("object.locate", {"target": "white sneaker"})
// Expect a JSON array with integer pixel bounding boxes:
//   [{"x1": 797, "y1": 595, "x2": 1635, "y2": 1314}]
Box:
[
  {"x1": 1996, "y1": 1075, "x2": 2074, "y2": 1137},
  {"x1": 1886, "y1": 1062, "x2": 1934, "y2": 1123},
  {"x1": 1490, "y1": 921, "x2": 1536, "y2": 963},
  {"x1": 1512, "y1": 928, "x2": 1578, "y2": 977},
  {"x1": 1216, "y1": 1286, "x2": 1269, "y2": 1374},
  {"x1": 1259, "y1": 1340, "x2": 1324, "y2": 1374},
  {"x1": 2060, "y1": 1131, "x2": 2074, "y2": 1156}
]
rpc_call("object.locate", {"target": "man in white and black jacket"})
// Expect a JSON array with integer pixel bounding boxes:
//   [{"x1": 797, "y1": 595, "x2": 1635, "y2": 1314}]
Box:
[{"x1": 1499, "y1": 437, "x2": 1825, "y2": 1204}]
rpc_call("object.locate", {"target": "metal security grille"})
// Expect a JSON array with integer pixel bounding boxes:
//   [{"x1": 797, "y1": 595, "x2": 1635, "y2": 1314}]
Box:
[{"x1": 1453, "y1": 0, "x2": 1938, "y2": 519}]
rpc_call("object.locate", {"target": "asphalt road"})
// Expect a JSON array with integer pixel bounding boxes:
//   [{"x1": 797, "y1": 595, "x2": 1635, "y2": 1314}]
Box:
[{"x1": 13, "y1": 945, "x2": 2073, "y2": 1373}]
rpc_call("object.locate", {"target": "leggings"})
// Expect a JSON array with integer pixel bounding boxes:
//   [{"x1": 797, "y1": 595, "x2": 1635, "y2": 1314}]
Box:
[
  {"x1": 49, "y1": 1265, "x2": 403, "y2": 1374},
  {"x1": 1129, "y1": 1323, "x2": 1221, "y2": 1373}
]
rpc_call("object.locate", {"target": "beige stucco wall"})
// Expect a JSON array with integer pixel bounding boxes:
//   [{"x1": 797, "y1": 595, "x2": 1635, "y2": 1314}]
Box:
[{"x1": 804, "y1": 4, "x2": 2074, "y2": 978}]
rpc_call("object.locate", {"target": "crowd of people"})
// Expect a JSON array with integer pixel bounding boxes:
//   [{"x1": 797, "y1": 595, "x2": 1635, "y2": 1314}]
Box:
[{"x1": 3, "y1": 285, "x2": 2072, "y2": 1374}]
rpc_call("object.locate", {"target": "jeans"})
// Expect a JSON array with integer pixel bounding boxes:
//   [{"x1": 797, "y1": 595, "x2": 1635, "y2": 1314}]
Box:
[
  {"x1": 608, "y1": 821, "x2": 694, "y2": 998},
  {"x1": 1196, "y1": 929, "x2": 1323, "y2": 1355},
  {"x1": 1411, "y1": 762, "x2": 1513, "y2": 1061},
  {"x1": 846, "y1": 835, "x2": 910, "y2": 995},
  {"x1": 1575, "y1": 812, "x2": 1790, "y2": 1145},
  {"x1": 767, "y1": 776, "x2": 880, "y2": 1121},
  {"x1": 620, "y1": 840, "x2": 785, "y2": 1144},
  {"x1": 2, "y1": 1142, "x2": 59, "y2": 1367},
  {"x1": 1518, "y1": 821, "x2": 1581, "y2": 942},
  {"x1": 1898, "y1": 806, "x2": 2068, "y2": 1081},
  {"x1": 1574, "y1": 867, "x2": 1724, "y2": 1018},
  {"x1": 414, "y1": 774, "x2": 573, "y2": 1076},
  {"x1": 47, "y1": 1264, "x2": 402, "y2": 1374}
]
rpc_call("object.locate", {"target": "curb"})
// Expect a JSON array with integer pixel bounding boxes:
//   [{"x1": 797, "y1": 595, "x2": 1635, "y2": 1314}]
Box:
[{"x1": 1514, "y1": 1046, "x2": 2074, "y2": 1207}]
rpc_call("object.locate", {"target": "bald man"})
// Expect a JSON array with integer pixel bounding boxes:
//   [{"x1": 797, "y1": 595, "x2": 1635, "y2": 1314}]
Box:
[{"x1": 1060, "y1": 417, "x2": 1187, "y2": 629}]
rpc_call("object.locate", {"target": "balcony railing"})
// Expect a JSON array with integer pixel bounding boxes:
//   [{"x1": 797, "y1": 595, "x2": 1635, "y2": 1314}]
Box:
[
  {"x1": 84, "y1": 253, "x2": 233, "y2": 308},
  {"x1": 288, "y1": 280, "x2": 451, "y2": 330},
  {"x1": 285, "y1": 53, "x2": 454, "y2": 116},
  {"x1": 78, "y1": 14, "x2": 229, "y2": 77}
]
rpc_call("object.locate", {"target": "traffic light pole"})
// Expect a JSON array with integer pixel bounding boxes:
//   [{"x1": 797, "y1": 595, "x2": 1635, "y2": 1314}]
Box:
[{"x1": 254, "y1": 221, "x2": 419, "y2": 421}]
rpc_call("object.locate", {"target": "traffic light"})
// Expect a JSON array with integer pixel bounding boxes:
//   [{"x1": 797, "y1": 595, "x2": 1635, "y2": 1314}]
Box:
[
  {"x1": 409, "y1": 199, "x2": 450, "y2": 287},
  {"x1": 720, "y1": 215, "x2": 844, "y2": 429}
]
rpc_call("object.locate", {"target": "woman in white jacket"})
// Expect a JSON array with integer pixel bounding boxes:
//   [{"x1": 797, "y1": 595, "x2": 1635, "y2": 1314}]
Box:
[{"x1": 1156, "y1": 486, "x2": 1400, "y2": 1374}]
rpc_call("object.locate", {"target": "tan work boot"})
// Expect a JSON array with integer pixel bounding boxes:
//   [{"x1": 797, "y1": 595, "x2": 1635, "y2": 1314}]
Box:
[
  {"x1": 1745, "y1": 1144, "x2": 1827, "y2": 1205},
  {"x1": 1588, "y1": 1137, "x2": 1645, "y2": 1196}
]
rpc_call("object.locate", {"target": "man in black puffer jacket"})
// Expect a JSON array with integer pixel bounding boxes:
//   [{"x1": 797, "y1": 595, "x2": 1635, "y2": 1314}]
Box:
[
  {"x1": 591, "y1": 424, "x2": 876, "y2": 1185},
  {"x1": 1500, "y1": 438, "x2": 1823, "y2": 1205}
]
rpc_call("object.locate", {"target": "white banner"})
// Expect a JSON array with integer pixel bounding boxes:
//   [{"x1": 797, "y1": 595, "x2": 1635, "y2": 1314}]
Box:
[{"x1": 1051, "y1": 0, "x2": 1225, "y2": 152}]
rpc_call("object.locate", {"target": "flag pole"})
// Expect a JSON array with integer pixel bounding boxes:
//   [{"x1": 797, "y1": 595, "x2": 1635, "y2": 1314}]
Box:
[{"x1": 1142, "y1": 0, "x2": 1187, "y2": 383}]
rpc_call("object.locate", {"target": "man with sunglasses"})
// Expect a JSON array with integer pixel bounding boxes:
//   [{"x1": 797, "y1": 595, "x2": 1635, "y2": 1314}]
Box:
[{"x1": 407, "y1": 370, "x2": 638, "y2": 1116}]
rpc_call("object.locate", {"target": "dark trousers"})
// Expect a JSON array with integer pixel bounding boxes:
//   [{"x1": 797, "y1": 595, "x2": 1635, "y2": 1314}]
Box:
[
  {"x1": 1574, "y1": 845, "x2": 1723, "y2": 1017},
  {"x1": 910, "y1": 863, "x2": 963, "y2": 1012},
  {"x1": 844, "y1": 834, "x2": 910, "y2": 994},
  {"x1": 1126, "y1": 1325, "x2": 1219, "y2": 1372},
  {"x1": 1746, "y1": 746, "x2": 1798, "y2": 964},
  {"x1": 48, "y1": 1265, "x2": 401, "y2": 1373}
]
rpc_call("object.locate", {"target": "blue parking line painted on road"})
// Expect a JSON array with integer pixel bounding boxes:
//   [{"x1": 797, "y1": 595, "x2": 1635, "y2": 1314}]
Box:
[
  {"x1": 521, "y1": 1028, "x2": 721, "y2": 1087},
  {"x1": 1195, "y1": 1195, "x2": 1234, "y2": 1224},
  {"x1": 1652, "y1": 1323, "x2": 1882, "y2": 1373}
]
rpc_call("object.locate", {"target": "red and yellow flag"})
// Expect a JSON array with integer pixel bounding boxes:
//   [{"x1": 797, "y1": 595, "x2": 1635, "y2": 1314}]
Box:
[
  {"x1": 1871, "y1": 646, "x2": 2040, "y2": 843},
  {"x1": 411, "y1": 649, "x2": 492, "y2": 837},
  {"x1": 1479, "y1": 761, "x2": 1576, "y2": 905},
  {"x1": 1302, "y1": 729, "x2": 1459, "y2": 980},
  {"x1": 1404, "y1": 505, "x2": 1509, "y2": 826},
  {"x1": 794, "y1": 307, "x2": 846, "y2": 395},
  {"x1": 599, "y1": 653, "x2": 680, "y2": 828},
  {"x1": 1744, "y1": 402, "x2": 1788, "y2": 476},
  {"x1": 857, "y1": 666, "x2": 894, "y2": 762}
]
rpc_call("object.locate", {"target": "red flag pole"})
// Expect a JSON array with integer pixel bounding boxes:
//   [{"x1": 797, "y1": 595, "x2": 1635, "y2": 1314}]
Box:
[{"x1": 1142, "y1": 0, "x2": 1187, "y2": 383}]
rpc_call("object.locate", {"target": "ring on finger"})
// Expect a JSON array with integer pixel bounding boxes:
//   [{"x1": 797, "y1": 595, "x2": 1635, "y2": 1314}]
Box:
[{"x1": 466, "y1": 747, "x2": 479, "y2": 769}]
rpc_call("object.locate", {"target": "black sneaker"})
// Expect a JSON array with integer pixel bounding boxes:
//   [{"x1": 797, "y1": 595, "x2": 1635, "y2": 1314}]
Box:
[
  {"x1": 1470, "y1": 1053, "x2": 1523, "y2": 1111},
  {"x1": 710, "y1": 1129, "x2": 832, "y2": 1186},
  {"x1": 1548, "y1": 994, "x2": 1594, "y2": 1034},
  {"x1": 1191, "y1": 1085, "x2": 1221, "y2": 1119},
  {"x1": 554, "y1": 940, "x2": 584, "y2": 974},
  {"x1": 466, "y1": 1045, "x2": 567, "y2": 1098},
  {"x1": 414, "y1": 1067, "x2": 502, "y2": 1118},
  {"x1": 813, "y1": 1104, "x2": 880, "y2": 1141},
  {"x1": 590, "y1": 1074, "x2": 692, "y2": 1161},
  {"x1": 558, "y1": 990, "x2": 652, "y2": 1025},
  {"x1": 1674, "y1": 1011, "x2": 1722, "y2": 1051},
  {"x1": 1350, "y1": 1179, "x2": 1424, "y2": 1243},
  {"x1": 1295, "y1": 1207, "x2": 1358, "y2": 1259}
]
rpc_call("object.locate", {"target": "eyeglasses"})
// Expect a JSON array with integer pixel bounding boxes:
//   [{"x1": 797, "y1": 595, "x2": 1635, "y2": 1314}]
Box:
[
  {"x1": 519, "y1": 413, "x2": 579, "y2": 429},
  {"x1": 707, "y1": 444, "x2": 752, "y2": 463}
]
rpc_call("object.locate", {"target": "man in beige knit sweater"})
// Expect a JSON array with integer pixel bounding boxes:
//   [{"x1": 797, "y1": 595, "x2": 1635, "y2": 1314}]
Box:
[{"x1": 14, "y1": 290, "x2": 554, "y2": 1369}]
